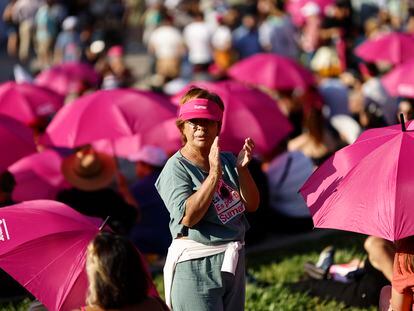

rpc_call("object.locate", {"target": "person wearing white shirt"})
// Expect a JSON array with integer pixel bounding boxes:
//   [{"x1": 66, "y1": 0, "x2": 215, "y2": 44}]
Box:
[
  {"x1": 183, "y1": 11, "x2": 214, "y2": 75},
  {"x1": 148, "y1": 13, "x2": 185, "y2": 80}
]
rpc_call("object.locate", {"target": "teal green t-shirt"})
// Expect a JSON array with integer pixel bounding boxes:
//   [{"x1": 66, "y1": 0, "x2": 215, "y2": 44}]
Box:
[{"x1": 155, "y1": 151, "x2": 249, "y2": 245}]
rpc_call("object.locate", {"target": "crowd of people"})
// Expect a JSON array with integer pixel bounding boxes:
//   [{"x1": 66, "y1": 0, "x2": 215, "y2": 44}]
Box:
[{"x1": 1, "y1": 0, "x2": 414, "y2": 310}]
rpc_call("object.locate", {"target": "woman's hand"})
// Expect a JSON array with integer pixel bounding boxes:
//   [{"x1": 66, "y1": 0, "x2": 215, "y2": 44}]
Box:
[
  {"x1": 236, "y1": 137, "x2": 260, "y2": 212},
  {"x1": 209, "y1": 136, "x2": 222, "y2": 177},
  {"x1": 182, "y1": 136, "x2": 222, "y2": 227},
  {"x1": 237, "y1": 138, "x2": 255, "y2": 169}
]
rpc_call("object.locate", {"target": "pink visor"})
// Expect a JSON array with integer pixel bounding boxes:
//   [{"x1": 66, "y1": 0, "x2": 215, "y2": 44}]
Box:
[{"x1": 178, "y1": 98, "x2": 223, "y2": 121}]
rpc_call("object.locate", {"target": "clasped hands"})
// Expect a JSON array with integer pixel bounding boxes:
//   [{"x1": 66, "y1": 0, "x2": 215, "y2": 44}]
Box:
[{"x1": 208, "y1": 136, "x2": 255, "y2": 176}]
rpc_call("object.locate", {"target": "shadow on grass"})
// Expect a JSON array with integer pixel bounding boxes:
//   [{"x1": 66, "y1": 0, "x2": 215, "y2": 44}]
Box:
[
  {"x1": 245, "y1": 230, "x2": 376, "y2": 311},
  {"x1": 246, "y1": 230, "x2": 367, "y2": 268}
]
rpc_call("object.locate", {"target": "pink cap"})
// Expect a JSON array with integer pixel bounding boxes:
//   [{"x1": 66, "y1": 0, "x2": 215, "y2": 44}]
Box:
[
  {"x1": 107, "y1": 45, "x2": 124, "y2": 58},
  {"x1": 178, "y1": 98, "x2": 223, "y2": 121}
]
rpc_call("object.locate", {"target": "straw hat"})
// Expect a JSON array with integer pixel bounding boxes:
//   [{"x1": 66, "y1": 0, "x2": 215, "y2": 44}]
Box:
[{"x1": 62, "y1": 149, "x2": 116, "y2": 191}]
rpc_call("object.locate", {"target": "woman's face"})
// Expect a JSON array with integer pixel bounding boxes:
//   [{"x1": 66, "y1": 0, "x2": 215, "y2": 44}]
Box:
[
  {"x1": 183, "y1": 118, "x2": 220, "y2": 150},
  {"x1": 398, "y1": 101, "x2": 414, "y2": 122}
]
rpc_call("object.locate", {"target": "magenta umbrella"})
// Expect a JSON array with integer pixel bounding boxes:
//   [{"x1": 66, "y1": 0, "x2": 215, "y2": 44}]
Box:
[
  {"x1": 0, "y1": 81, "x2": 64, "y2": 125},
  {"x1": 227, "y1": 53, "x2": 315, "y2": 90},
  {"x1": 172, "y1": 80, "x2": 292, "y2": 155},
  {"x1": 8, "y1": 149, "x2": 70, "y2": 201},
  {"x1": 0, "y1": 115, "x2": 37, "y2": 172},
  {"x1": 286, "y1": 0, "x2": 333, "y2": 26},
  {"x1": 42, "y1": 89, "x2": 177, "y2": 149},
  {"x1": 35, "y1": 62, "x2": 100, "y2": 96},
  {"x1": 355, "y1": 32, "x2": 414, "y2": 65},
  {"x1": 381, "y1": 59, "x2": 414, "y2": 98},
  {"x1": 93, "y1": 118, "x2": 181, "y2": 157},
  {"x1": 0, "y1": 200, "x2": 158, "y2": 311},
  {"x1": 300, "y1": 120, "x2": 414, "y2": 241}
]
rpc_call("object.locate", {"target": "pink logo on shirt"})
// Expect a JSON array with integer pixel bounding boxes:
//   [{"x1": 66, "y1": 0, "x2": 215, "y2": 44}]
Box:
[{"x1": 213, "y1": 180, "x2": 245, "y2": 224}]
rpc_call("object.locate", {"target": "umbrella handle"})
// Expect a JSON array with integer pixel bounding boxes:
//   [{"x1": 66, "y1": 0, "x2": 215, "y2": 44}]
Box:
[
  {"x1": 400, "y1": 113, "x2": 406, "y2": 132},
  {"x1": 99, "y1": 216, "x2": 110, "y2": 231},
  {"x1": 110, "y1": 140, "x2": 121, "y2": 170}
]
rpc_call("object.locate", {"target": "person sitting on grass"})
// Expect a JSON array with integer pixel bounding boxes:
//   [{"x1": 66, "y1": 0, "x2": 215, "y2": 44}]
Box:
[
  {"x1": 292, "y1": 236, "x2": 395, "y2": 308},
  {"x1": 127, "y1": 145, "x2": 171, "y2": 257}
]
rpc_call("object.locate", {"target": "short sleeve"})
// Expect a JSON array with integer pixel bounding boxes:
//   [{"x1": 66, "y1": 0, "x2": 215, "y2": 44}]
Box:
[{"x1": 155, "y1": 157, "x2": 193, "y2": 238}]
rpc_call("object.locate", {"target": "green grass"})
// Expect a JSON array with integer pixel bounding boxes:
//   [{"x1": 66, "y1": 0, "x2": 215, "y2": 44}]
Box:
[
  {"x1": 2, "y1": 230, "x2": 377, "y2": 310},
  {"x1": 0, "y1": 298, "x2": 32, "y2": 311},
  {"x1": 153, "y1": 230, "x2": 376, "y2": 311},
  {"x1": 243, "y1": 231, "x2": 373, "y2": 311}
]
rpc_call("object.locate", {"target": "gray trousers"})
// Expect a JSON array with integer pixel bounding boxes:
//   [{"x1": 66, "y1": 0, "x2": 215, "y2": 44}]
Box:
[{"x1": 171, "y1": 249, "x2": 245, "y2": 311}]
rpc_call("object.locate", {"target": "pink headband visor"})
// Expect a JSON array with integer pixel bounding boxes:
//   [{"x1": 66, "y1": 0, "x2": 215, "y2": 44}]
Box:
[{"x1": 178, "y1": 98, "x2": 223, "y2": 121}]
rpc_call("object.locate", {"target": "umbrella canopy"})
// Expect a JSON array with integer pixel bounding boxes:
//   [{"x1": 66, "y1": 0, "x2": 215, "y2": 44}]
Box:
[
  {"x1": 172, "y1": 80, "x2": 292, "y2": 155},
  {"x1": 8, "y1": 149, "x2": 70, "y2": 201},
  {"x1": 35, "y1": 62, "x2": 100, "y2": 96},
  {"x1": 227, "y1": 53, "x2": 315, "y2": 90},
  {"x1": 0, "y1": 200, "x2": 158, "y2": 311},
  {"x1": 381, "y1": 59, "x2": 414, "y2": 98},
  {"x1": 300, "y1": 121, "x2": 414, "y2": 241},
  {"x1": 355, "y1": 32, "x2": 414, "y2": 65},
  {"x1": 0, "y1": 82, "x2": 64, "y2": 125},
  {"x1": 43, "y1": 89, "x2": 177, "y2": 149},
  {"x1": 0, "y1": 200, "x2": 102, "y2": 310},
  {"x1": 93, "y1": 118, "x2": 181, "y2": 157},
  {"x1": 0, "y1": 115, "x2": 37, "y2": 172}
]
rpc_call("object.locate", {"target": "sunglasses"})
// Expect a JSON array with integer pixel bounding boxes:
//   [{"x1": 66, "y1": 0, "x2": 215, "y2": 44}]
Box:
[{"x1": 186, "y1": 119, "x2": 217, "y2": 130}]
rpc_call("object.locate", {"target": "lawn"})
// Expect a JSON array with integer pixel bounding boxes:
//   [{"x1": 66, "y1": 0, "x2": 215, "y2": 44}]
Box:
[
  {"x1": 1, "y1": 230, "x2": 377, "y2": 310},
  {"x1": 153, "y1": 230, "x2": 375, "y2": 311}
]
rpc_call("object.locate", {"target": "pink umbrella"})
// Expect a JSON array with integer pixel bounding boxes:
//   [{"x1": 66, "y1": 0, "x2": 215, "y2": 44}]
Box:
[
  {"x1": 0, "y1": 115, "x2": 36, "y2": 172},
  {"x1": 8, "y1": 150, "x2": 70, "y2": 201},
  {"x1": 93, "y1": 118, "x2": 181, "y2": 157},
  {"x1": 286, "y1": 0, "x2": 333, "y2": 26},
  {"x1": 0, "y1": 82, "x2": 64, "y2": 125},
  {"x1": 355, "y1": 32, "x2": 414, "y2": 65},
  {"x1": 0, "y1": 200, "x2": 158, "y2": 311},
  {"x1": 173, "y1": 80, "x2": 292, "y2": 155},
  {"x1": 43, "y1": 89, "x2": 177, "y2": 149},
  {"x1": 227, "y1": 53, "x2": 315, "y2": 90},
  {"x1": 300, "y1": 120, "x2": 414, "y2": 241},
  {"x1": 35, "y1": 62, "x2": 100, "y2": 96},
  {"x1": 381, "y1": 59, "x2": 414, "y2": 98}
]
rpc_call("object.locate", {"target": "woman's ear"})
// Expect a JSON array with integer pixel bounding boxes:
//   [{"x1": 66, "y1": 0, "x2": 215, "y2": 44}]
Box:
[{"x1": 218, "y1": 122, "x2": 222, "y2": 134}]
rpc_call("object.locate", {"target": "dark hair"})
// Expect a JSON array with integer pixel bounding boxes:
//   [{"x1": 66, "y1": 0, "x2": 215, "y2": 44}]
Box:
[
  {"x1": 334, "y1": 0, "x2": 351, "y2": 9},
  {"x1": 304, "y1": 107, "x2": 325, "y2": 144},
  {"x1": 86, "y1": 232, "x2": 149, "y2": 309},
  {"x1": 0, "y1": 171, "x2": 16, "y2": 194},
  {"x1": 364, "y1": 62, "x2": 379, "y2": 77},
  {"x1": 362, "y1": 99, "x2": 388, "y2": 129},
  {"x1": 399, "y1": 97, "x2": 414, "y2": 106},
  {"x1": 176, "y1": 86, "x2": 225, "y2": 144}
]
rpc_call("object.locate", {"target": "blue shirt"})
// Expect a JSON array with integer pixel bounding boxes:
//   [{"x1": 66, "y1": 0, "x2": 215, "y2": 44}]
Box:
[{"x1": 129, "y1": 171, "x2": 171, "y2": 254}]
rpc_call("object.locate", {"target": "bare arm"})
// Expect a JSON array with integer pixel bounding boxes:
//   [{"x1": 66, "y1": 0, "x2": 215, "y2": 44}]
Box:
[
  {"x1": 181, "y1": 137, "x2": 221, "y2": 227},
  {"x1": 237, "y1": 138, "x2": 260, "y2": 212},
  {"x1": 391, "y1": 287, "x2": 413, "y2": 311}
]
